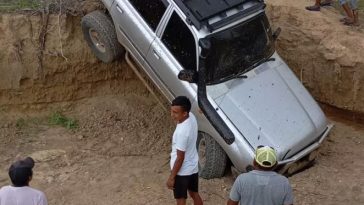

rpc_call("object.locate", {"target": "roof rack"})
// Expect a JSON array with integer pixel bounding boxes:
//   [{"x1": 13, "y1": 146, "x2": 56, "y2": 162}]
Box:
[{"x1": 173, "y1": 0, "x2": 266, "y2": 31}]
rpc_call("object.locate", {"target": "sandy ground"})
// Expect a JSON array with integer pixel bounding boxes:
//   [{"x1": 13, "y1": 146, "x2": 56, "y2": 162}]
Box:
[{"x1": 0, "y1": 95, "x2": 363, "y2": 205}]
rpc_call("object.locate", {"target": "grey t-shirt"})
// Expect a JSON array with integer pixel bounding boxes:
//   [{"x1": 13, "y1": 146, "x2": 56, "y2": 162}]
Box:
[{"x1": 229, "y1": 170, "x2": 294, "y2": 205}]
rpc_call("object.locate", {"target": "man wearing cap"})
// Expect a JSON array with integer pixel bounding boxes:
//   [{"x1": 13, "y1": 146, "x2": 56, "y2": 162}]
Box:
[
  {"x1": 227, "y1": 146, "x2": 294, "y2": 205},
  {"x1": 0, "y1": 157, "x2": 48, "y2": 205}
]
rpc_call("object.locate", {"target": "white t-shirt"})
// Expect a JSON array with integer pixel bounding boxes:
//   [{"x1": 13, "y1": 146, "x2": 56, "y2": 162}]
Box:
[
  {"x1": 0, "y1": 185, "x2": 48, "y2": 205},
  {"x1": 170, "y1": 113, "x2": 199, "y2": 176}
]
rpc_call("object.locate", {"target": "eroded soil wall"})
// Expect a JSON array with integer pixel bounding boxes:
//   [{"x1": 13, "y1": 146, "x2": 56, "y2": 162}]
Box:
[
  {"x1": 267, "y1": 1, "x2": 364, "y2": 114},
  {"x1": 0, "y1": 13, "x2": 143, "y2": 111}
]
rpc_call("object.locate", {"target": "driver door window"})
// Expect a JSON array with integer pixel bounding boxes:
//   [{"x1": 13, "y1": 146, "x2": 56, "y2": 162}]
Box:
[{"x1": 146, "y1": 11, "x2": 197, "y2": 99}]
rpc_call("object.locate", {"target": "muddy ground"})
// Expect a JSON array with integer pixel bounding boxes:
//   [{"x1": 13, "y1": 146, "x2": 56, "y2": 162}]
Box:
[{"x1": 0, "y1": 94, "x2": 363, "y2": 205}]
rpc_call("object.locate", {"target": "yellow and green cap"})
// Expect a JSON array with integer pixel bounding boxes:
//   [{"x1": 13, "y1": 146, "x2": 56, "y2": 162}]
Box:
[{"x1": 255, "y1": 146, "x2": 277, "y2": 168}]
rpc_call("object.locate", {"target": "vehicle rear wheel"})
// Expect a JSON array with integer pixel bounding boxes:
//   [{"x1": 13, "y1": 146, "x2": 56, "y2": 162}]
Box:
[
  {"x1": 81, "y1": 10, "x2": 124, "y2": 63},
  {"x1": 197, "y1": 132, "x2": 227, "y2": 179}
]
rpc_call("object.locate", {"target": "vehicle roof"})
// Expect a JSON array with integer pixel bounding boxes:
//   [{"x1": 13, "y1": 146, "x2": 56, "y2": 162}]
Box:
[{"x1": 172, "y1": 0, "x2": 266, "y2": 31}]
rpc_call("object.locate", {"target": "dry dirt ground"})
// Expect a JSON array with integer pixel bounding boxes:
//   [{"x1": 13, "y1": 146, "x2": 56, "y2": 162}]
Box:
[
  {"x1": 0, "y1": 0, "x2": 363, "y2": 204},
  {"x1": 0, "y1": 94, "x2": 363, "y2": 205}
]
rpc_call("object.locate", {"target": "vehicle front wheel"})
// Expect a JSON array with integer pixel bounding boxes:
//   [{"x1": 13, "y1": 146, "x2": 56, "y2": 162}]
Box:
[
  {"x1": 197, "y1": 132, "x2": 227, "y2": 179},
  {"x1": 81, "y1": 10, "x2": 124, "y2": 63}
]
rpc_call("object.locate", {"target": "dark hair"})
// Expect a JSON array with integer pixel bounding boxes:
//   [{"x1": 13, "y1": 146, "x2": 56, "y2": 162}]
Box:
[
  {"x1": 253, "y1": 160, "x2": 277, "y2": 171},
  {"x1": 171, "y1": 96, "x2": 191, "y2": 112},
  {"x1": 9, "y1": 167, "x2": 33, "y2": 187}
]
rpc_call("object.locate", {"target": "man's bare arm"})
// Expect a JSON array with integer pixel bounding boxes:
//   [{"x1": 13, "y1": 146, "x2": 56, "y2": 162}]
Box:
[
  {"x1": 171, "y1": 150, "x2": 185, "y2": 178},
  {"x1": 227, "y1": 199, "x2": 239, "y2": 205},
  {"x1": 166, "y1": 150, "x2": 185, "y2": 189}
]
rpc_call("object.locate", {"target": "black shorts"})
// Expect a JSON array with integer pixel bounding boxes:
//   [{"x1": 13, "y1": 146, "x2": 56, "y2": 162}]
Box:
[{"x1": 173, "y1": 173, "x2": 199, "y2": 199}]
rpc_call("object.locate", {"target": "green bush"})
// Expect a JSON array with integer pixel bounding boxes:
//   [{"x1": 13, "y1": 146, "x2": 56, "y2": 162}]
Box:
[{"x1": 49, "y1": 112, "x2": 78, "y2": 130}]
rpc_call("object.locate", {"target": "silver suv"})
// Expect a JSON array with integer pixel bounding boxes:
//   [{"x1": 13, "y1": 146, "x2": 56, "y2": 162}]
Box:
[{"x1": 81, "y1": 0, "x2": 333, "y2": 179}]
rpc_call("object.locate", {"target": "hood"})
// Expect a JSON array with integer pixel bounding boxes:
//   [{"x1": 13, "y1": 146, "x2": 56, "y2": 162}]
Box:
[{"x1": 207, "y1": 57, "x2": 328, "y2": 159}]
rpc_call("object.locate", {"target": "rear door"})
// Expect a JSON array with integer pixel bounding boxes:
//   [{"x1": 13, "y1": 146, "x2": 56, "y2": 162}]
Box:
[{"x1": 111, "y1": 0, "x2": 169, "y2": 58}]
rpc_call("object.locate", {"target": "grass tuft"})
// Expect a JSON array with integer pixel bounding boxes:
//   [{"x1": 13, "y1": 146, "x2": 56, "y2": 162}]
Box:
[
  {"x1": 0, "y1": 0, "x2": 41, "y2": 12},
  {"x1": 49, "y1": 111, "x2": 78, "y2": 130},
  {"x1": 15, "y1": 118, "x2": 26, "y2": 129}
]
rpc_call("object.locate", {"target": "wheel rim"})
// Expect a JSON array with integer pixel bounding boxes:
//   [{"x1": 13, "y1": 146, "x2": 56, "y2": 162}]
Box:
[
  {"x1": 89, "y1": 29, "x2": 106, "y2": 53},
  {"x1": 198, "y1": 137, "x2": 207, "y2": 168}
]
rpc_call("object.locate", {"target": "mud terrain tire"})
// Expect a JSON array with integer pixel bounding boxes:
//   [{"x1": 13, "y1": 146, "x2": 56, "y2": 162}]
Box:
[
  {"x1": 81, "y1": 11, "x2": 124, "y2": 63},
  {"x1": 197, "y1": 132, "x2": 227, "y2": 179}
]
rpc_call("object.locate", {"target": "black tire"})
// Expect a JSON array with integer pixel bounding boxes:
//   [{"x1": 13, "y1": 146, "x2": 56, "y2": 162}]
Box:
[
  {"x1": 81, "y1": 11, "x2": 124, "y2": 63},
  {"x1": 197, "y1": 132, "x2": 227, "y2": 179}
]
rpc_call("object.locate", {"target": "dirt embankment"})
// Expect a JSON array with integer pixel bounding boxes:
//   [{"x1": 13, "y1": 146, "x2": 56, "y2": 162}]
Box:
[
  {"x1": 0, "y1": 1, "x2": 363, "y2": 115},
  {"x1": 0, "y1": 12, "x2": 145, "y2": 112},
  {"x1": 266, "y1": 0, "x2": 364, "y2": 115}
]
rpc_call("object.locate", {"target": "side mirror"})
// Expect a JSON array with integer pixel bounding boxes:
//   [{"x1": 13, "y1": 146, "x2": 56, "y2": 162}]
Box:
[
  {"x1": 178, "y1": 70, "x2": 198, "y2": 83},
  {"x1": 272, "y1": 27, "x2": 281, "y2": 41}
]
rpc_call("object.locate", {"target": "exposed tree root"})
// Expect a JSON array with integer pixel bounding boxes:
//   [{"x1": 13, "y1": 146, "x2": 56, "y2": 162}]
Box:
[{"x1": 36, "y1": 7, "x2": 49, "y2": 81}]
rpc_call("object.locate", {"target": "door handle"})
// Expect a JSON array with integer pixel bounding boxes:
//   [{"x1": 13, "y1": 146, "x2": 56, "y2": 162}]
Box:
[
  {"x1": 116, "y1": 5, "x2": 123, "y2": 14},
  {"x1": 153, "y1": 50, "x2": 160, "y2": 59}
]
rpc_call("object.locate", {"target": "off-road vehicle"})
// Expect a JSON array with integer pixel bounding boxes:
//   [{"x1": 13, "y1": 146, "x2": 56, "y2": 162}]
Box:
[{"x1": 81, "y1": 0, "x2": 333, "y2": 179}]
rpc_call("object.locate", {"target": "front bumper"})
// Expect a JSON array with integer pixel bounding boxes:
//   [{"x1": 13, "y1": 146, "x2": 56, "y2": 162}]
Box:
[{"x1": 278, "y1": 123, "x2": 334, "y2": 174}]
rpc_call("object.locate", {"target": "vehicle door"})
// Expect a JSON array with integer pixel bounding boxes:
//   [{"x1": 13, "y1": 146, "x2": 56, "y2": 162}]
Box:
[
  {"x1": 146, "y1": 10, "x2": 198, "y2": 101},
  {"x1": 111, "y1": 0, "x2": 169, "y2": 59}
]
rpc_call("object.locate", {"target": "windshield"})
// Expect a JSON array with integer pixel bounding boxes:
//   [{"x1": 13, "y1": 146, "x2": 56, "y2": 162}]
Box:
[{"x1": 204, "y1": 14, "x2": 274, "y2": 84}]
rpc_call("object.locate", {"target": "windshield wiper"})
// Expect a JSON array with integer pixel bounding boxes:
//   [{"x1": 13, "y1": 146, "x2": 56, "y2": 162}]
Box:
[{"x1": 236, "y1": 57, "x2": 276, "y2": 79}]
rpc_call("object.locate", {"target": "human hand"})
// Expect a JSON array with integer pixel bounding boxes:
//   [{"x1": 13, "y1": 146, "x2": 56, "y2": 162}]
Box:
[{"x1": 166, "y1": 176, "x2": 175, "y2": 190}]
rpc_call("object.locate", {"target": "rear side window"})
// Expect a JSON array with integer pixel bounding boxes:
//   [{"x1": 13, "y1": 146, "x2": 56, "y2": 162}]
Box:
[
  {"x1": 162, "y1": 12, "x2": 196, "y2": 70},
  {"x1": 129, "y1": 0, "x2": 168, "y2": 31}
]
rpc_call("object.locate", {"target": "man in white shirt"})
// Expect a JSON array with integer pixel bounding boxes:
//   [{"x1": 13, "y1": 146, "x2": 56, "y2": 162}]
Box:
[
  {"x1": 166, "y1": 96, "x2": 203, "y2": 205},
  {"x1": 0, "y1": 157, "x2": 48, "y2": 205}
]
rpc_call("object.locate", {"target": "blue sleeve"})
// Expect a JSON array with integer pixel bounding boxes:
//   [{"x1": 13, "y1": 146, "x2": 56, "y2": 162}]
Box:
[
  {"x1": 283, "y1": 181, "x2": 294, "y2": 205},
  {"x1": 229, "y1": 176, "x2": 242, "y2": 202}
]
